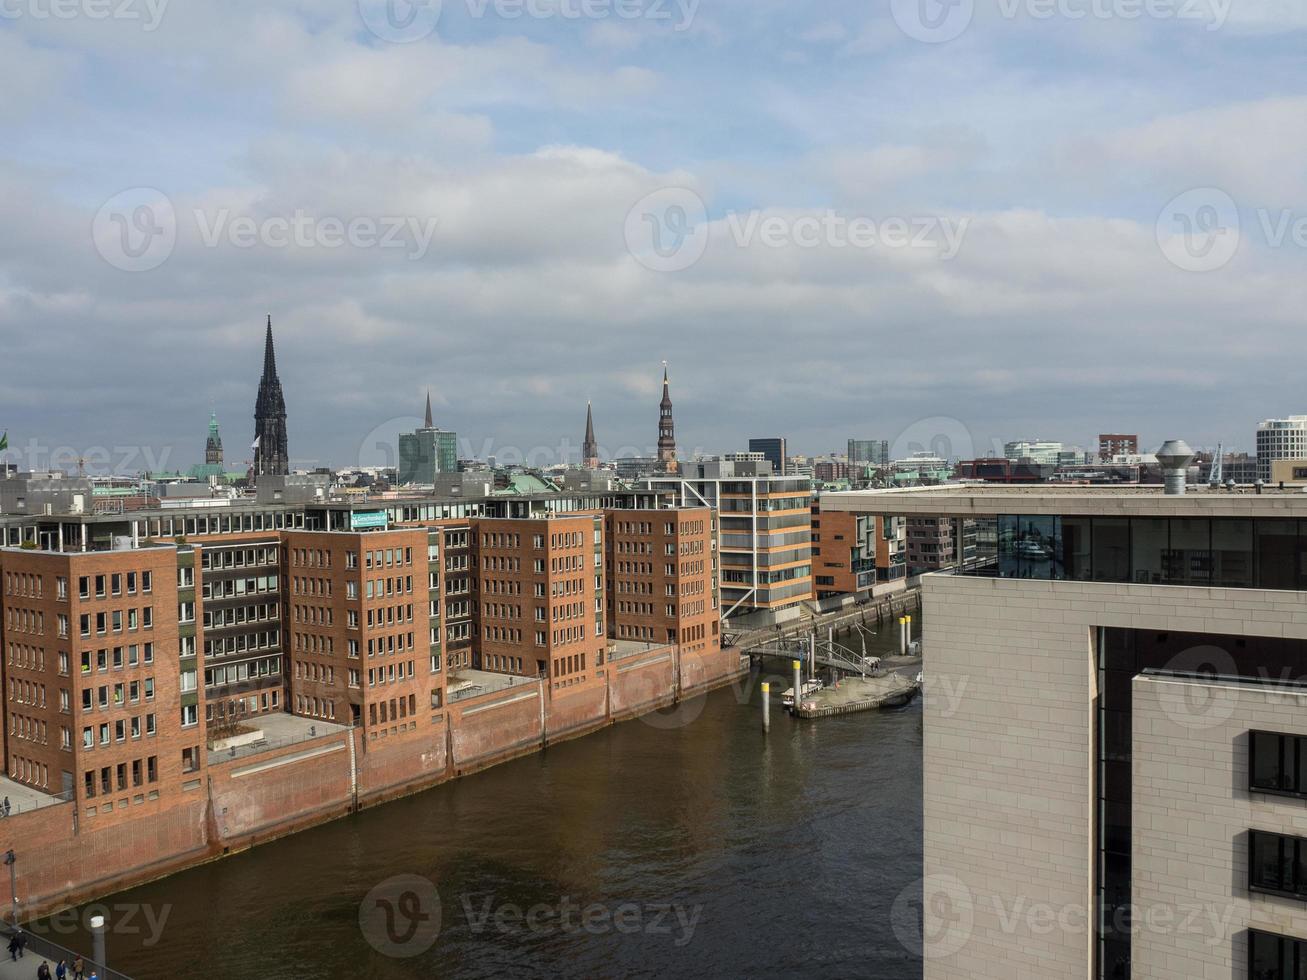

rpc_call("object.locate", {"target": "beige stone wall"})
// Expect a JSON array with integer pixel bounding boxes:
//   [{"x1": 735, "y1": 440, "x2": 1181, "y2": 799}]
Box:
[
  {"x1": 1133, "y1": 674, "x2": 1307, "y2": 979},
  {"x1": 919, "y1": 572, "x2": 1307, "y2": 980}
]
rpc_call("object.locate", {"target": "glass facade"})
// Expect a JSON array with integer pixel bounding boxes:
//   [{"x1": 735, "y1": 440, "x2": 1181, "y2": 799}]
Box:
[{"x1": 983, "y1": 515, "x2": 1307, "y2": 589}]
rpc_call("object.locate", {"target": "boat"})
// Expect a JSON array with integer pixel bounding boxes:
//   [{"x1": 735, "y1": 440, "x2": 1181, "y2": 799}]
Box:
[{"x1": 781, "y1": 678, "x2": 824, "y2": 708}]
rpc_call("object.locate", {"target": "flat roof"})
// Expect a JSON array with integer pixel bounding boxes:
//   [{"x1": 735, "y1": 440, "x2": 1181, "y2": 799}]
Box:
[{"x1": 823, "y1": 484, "x2": 1307, "y2": 518}]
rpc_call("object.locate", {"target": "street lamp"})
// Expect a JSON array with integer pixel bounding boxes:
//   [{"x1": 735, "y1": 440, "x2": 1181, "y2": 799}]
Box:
[{"x1": 3, "y1": 850, "x2": 16, "y2": 925}]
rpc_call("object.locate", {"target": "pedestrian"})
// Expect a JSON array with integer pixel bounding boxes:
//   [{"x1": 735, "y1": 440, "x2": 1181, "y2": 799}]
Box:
[
  {"x1": 6, "y1": 932, "x2": 16, "y2": 961},
  {"x1": 3, "y1": 796, "x2": 10, "y2": 816},
  {"x1": 55, "y1": 959, "x2": 66, "y2": 980},
  {"x1": 15, "y1": 928, "x2": 25, "y2": 957},
  {"x1": 37, "y1": 960, "x2": 51, "y2": 980},
  {"x1": 73, "y1": 955, "x2": 84, "y2": 980}
]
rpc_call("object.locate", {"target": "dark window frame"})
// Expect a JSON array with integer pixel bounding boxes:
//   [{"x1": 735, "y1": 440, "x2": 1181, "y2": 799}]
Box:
[
  {"x1": 1248, "y1": 927, "x2": 1307, "y2": 979},
  {"x1": 1249, "y1": 829, "x2": 1307, "y2": 901},
  {"x1": 1250, "y1": 730, "x2": 1307, "y2": 800}
]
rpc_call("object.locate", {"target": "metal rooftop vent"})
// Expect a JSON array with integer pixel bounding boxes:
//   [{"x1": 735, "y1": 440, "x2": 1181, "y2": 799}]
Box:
[{"x1": 1156, "y1": 439, "x2": 1195, "y2": 496}]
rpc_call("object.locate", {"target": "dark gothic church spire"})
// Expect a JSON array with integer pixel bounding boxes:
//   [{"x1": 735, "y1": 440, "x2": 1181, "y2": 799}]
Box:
[
  {"x1": 424, "y1": 390, "x2": 434, "y2": 429},
  {"x1": 582, "y1": 401, "x2": 599, "y2": 469},
  {"x1": 252, "y1": 314, "x2": 289, "y2": 479},
  {"x1": 657, "y1": 362, "x2": 678, "y2": 474}
]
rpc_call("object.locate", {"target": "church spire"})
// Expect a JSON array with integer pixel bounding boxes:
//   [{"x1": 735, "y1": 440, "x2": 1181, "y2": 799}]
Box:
[
  {"x1": 424, "y1": 390, "x2": 434, "y2": 429},
  {"x1": 253, "y1": 315, "x2": 289, "y2": 480},
  {"x1": 582, "y1": 401, "x2": 599, "y2": 469},
  {"x1": 262, "y1": 314, "x2": 278, "y2": 381},
  {"x1": 657, "y1": 361, "x2": 678, "y2": 474}
]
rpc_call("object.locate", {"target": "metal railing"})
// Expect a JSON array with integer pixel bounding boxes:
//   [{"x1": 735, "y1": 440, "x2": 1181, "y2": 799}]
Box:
[
  {"x1": 208, "y1": 720, "x2": 353, "y2": 765},
  {"x1": 2, "y1": 925, "x2": 133, "y2": 980},
  {"x1": 447, "y1": 674, "x2": 536, "y2": 703}
]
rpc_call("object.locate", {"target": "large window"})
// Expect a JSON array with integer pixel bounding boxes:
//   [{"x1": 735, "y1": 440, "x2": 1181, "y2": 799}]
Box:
[
  {"x1": 1250, "y1": 831, "x2": 1307, "y2": 900},
  {"x1": 1249, "y1": 928, "x2": 1307, "y2": 979},
  {"x1": 977, "y1": 516, "x2": 1307, "y2": 590},
  {"x1": 1251, "y1": 731, "x2": 1307, "y2": 799}
]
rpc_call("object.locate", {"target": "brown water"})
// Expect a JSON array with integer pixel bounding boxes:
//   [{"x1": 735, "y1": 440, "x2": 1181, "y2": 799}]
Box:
[{"x1": 53, "y1": 620, "x2": 923, "y2": 979}]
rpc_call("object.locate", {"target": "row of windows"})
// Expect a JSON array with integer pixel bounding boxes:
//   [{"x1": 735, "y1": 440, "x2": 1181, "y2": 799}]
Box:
[
  {"x1": 84, "y1": 756, "x2": 157, "y2": 798},
  {"x1": 77, "y1": 571, "x2": 153, "y2": 599},
  {"x1": 203, "y1": 546, "x2": 277, "y2": 571},
  {"x1": 79, "y1": 607, "x2": 153, "y2": 637},
  {"x1": 81, "y1": 644, "x2": 154, "y2": 674},
  {"x1": 81, "y1": 714, "x2": 157, "y2": 748},
  {"x1": 203, "y1": 574, "x2": 278, "y2": 601}
]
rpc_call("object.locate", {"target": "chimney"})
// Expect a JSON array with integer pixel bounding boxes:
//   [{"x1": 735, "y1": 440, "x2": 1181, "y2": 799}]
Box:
[{"x1": 1156, "y1": 440, "x2": 1195, "y2": 496}]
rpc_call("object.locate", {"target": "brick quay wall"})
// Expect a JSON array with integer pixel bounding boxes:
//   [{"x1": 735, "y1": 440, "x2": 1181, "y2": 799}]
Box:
[{"x1": 5, "y1": 645, "x2": 747, "y2": 919}]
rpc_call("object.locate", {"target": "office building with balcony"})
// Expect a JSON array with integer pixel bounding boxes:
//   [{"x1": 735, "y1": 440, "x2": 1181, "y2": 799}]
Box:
[
  {"x1": 827, "y1": 482, "x2": 1307, "y2": 980},
  {"x1": 810, "y1": 496, "x2": 876, "y2": 600},
  {"x1": 647, "y1": 460, "x2": 811, "y2": 627}
]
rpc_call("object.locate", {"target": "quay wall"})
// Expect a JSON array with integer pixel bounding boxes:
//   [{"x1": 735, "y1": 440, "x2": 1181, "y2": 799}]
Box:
[{"x1": 9, "y1": 645, "x2": 746, "y2": 920}]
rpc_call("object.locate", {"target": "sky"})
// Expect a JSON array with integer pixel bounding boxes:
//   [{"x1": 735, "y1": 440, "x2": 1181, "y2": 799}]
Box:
[{"x1": 2, "y1": 0, "x2": 1307, "y2": 475}]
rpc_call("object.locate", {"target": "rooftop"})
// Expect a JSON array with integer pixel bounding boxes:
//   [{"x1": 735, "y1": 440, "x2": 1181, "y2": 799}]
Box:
[{"x1": 823, "y1": 483, "x2": 1307, "y2": 518}]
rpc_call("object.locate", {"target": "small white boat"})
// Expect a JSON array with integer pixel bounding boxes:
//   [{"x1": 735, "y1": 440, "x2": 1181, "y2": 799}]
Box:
[{"x1": 781, "y1": 679, "x2": 823, "y2": 708}]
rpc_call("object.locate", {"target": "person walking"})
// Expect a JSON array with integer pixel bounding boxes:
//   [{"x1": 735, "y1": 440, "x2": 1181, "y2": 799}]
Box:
[
  {"x1": 3, "y1": 797, "x2": 11, "y2": 816},
  {"x1": 15, "y1": 928, "x2": 25, "y2": 958},
  {"x1": 37, "y1": 961, "x2": 51, "y2": 980},
  {"x1": 72, "y1": 954, "x2": 84, "y2": 980},
  {"x1": 5, "y1": 931, "x2": 15, "y2": 961},
  {"x1": 55, "y1": 959, "x2": 67, "y2": 980}
]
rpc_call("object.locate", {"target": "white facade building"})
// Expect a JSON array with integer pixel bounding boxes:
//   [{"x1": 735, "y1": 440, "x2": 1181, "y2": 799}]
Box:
[
  {"x1": 1256, "y1": 416, "x2": 1307, "y2": 482},
  {"x1": 827, "y1": 484, "x2": 1307, "y2": 980}
]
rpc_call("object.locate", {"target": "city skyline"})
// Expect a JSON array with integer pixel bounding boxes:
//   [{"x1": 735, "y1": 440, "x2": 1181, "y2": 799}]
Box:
[
  {"x1": 5, "y1": 4, "x2": 1307, "y2": 468},
  {"x1": 0, "y1": 315, "x2": 1284, "y2": 475}
]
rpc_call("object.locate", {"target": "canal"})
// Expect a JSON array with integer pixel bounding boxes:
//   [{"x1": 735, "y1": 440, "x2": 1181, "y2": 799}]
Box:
[{"x1": 56, "y1": 623, "x2": 923, "y2": 979}]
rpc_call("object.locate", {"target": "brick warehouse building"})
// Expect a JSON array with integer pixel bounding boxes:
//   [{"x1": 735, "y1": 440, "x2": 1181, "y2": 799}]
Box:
[
  {"x1": 2, "y1": 544, "x2": 203, "y2": 825},
  {"x1": 0, "y1": 488, "x2": 730, "y2": 877}
]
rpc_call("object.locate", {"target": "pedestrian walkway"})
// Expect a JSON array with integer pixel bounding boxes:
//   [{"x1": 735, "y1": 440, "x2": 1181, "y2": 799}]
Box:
[{"x1": 0, "y1": 929, "x2": 127, "y2": 980}]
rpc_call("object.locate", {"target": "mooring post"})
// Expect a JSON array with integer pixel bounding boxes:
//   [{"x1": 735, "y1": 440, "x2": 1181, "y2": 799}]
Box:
[
  {"x1": 792, "y1": 659, "x2": 802, "y2": 715},
  {"x1": 761, "y1": 682, "x2": 770, "y2": 733}
]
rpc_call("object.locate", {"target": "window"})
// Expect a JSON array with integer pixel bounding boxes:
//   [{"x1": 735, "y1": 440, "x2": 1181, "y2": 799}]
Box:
[
  {"x1": 1251, "y1": 730, "x2": 1307, "y2": 798},
  {"x1": 1249, "y1": 928, "x2": 1307, "y2": 979}
]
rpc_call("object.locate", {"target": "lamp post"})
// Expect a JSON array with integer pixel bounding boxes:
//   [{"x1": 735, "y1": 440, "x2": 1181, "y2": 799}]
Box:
[{"x1": 3, "y1": 850, "x2": 16, "y2": 926}]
